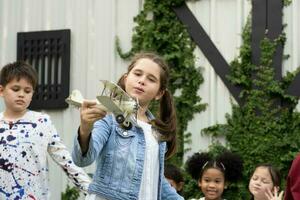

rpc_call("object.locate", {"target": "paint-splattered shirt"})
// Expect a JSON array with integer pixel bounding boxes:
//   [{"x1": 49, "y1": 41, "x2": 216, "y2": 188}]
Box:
[{"x1": 0, "y1": 110, "x2": 91, "y2": 200}]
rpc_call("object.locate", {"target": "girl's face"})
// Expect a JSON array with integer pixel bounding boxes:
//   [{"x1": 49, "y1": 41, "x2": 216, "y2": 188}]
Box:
[
  {"x1": 124, "y1": 58, "x2": 164, "y2": 107},
  {"x1": 249, "y1": 166, "x2": 274, "y2": 200},
  {"x1": 198, "y1": 168, "x2": 225, "y2": 200}
]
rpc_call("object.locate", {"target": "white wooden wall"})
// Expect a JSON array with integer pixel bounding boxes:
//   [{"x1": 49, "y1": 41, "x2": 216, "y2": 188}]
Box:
[
  {"x1": 186, "y1": 0, "x2": 300, "y2": 157},
  {"x1": 0, "y1": 0, "x2": 299, "y2": 199}
]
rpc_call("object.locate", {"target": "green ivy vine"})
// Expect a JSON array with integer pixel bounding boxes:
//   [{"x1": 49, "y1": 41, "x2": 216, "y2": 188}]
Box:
[
  {"x1": 61, "y1": 185, "x2": 80, "y2": 200},
  {"x1": 202, "y1": 4, "x2": 300, "y2": 200},
  {"x1": 116, "y1": 0, "x2": 206, "y2": 165}
]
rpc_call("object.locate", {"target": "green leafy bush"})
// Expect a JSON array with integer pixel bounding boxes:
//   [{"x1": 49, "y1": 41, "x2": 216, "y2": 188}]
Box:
[
  {"x1": 202, "y1": 14, "x2": 300, "y2": 200},
  {"x1": 61, "y1": 185, "x2": 80, "y2": 200}
]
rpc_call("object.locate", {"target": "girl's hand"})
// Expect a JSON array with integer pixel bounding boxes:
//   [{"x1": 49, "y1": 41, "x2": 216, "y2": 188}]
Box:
[
  {"x1": 79, "y1": 100, "x2": 107, "y2": 137},
  {"x1": 265, "y1": 187, "x2": 284, "y2": 200}
]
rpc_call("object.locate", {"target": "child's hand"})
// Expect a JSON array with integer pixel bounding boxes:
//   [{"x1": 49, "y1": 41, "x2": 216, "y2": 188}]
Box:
[
  {"x1": 265, "y1": 187, "x2": 284, "y2": 200},
  {"x1": 80, "y1": 100, "x2": 107, "y2": 136}
]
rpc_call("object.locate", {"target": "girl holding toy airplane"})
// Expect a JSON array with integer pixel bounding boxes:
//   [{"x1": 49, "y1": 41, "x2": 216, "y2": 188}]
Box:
[{"x1": 72, "y1": 52, "x2": 183, "y2": 200}]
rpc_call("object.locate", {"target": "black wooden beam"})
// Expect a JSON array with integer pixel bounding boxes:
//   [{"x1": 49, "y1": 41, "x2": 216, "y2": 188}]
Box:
[
  {"x1": 267, "y1": 0, "x2": 283, "y2": 80},
  {"x1": 287, "y1": 75, "x2": 300, "y2": 96},
  {"x1": 252, "y1": 0, "x2": 267, "y2": 66},
  {"x1": 267, "y1": 0, "x2": 283, "y2": 40},
  {"x1": 252, "y1": 0, "x2": 300, "y2": 97},
  {"x1": 252, "y1": 0, "x2": 283, "y2": 80},
  {"x1": 173, "y1": 3, "x2": 242, "y2": 105},
  {"x1": 173, "y1": 1, "x2": 300, "y2": 100}
]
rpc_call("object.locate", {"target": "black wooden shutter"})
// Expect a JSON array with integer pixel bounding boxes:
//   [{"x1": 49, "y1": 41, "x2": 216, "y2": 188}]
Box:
[{"x1": 17, "y1": 29, "x2": 71, "y2": 109}]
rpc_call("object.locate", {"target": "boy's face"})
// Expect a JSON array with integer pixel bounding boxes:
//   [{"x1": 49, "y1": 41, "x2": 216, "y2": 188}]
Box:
[{"x1": 0, "y1": 77, "x2": 34, "y2": 116}]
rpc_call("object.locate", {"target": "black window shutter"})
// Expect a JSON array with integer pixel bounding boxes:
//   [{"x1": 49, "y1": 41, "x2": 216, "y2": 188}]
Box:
[{"x1": 17, "y1": 29, "x2": 71, "y2": 109}]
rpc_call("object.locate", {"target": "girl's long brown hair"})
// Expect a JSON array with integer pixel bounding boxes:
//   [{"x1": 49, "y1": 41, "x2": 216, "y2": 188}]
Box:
[{"x1": 118, "y1": 52, "x2": 177, "y2": 159}]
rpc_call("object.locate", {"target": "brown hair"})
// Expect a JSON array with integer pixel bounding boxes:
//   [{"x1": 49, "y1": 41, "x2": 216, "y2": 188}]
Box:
[
  {"x1": 117, "y1": 52, "x2": 177, "y2": 158},
  {"x1": 0, "y1": 61, "x2": 38, "y2": 89},
  {"x1": 250, "y1": 163, "x2": 281, "y2": 200},
  {"x1": 251, "y1": 164, "x2": 281, "y2": 186}
]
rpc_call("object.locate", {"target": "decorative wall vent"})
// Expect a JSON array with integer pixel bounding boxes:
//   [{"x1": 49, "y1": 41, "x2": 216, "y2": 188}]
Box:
[{"x1": 17, "y1": 29, "x2": 71, "y2": 109}]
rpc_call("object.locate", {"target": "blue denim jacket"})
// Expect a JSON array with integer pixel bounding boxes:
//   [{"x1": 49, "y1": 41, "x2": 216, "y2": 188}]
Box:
[{"x1": 72, "y1": 114, "x2": 184, "y2": 200}]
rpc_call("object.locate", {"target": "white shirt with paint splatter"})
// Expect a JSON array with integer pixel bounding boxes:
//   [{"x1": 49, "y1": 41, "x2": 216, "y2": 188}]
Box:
[{"x1": 0, "y1": 110, "x2": 91, "y2": 200}]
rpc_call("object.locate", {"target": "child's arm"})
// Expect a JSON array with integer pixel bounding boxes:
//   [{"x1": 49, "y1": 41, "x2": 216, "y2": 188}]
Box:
[
  {"x1": 44, "y1": 114, "x2": 91, "y2": 193},
  {"x1": 72, "y1": 113, "x2": 113, "y2": 167},
  {"x1": 48, "y1": 139, "x2": 92, "y2": 193},
  {"x1": 79, "y1": 100, "x2": 107, "y2": 153},
  {"x1": 161, "y1": 176, "x2": 184, "y2": 200}
]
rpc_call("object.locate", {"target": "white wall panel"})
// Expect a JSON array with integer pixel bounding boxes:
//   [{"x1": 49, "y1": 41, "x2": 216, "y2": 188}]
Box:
[
  {"x1": 0, "y1": 0, "x2": 299, "y2": 198},
  {"x1": 283, "y1": 0, "x2": 300, "y2": 111},
  {"x1": 283, "y1": 0, "x2": 300, "y2": 74},
  {"x1": 185, "y1": 0, "x2": 251, "y2": 157},
  {"x1": 184, "y1": 0, "x2": 300, "y2": 158}
]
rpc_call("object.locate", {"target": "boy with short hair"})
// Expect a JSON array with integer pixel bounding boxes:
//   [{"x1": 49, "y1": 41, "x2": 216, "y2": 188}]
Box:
[{"x1": 0, "y1": 61, "x2": 91, "y2": 199}]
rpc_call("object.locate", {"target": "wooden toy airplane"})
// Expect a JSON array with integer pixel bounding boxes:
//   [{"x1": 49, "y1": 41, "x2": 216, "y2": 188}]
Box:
[{"x1": 66, "y1": 80, "x2": 139, "y2": 130}]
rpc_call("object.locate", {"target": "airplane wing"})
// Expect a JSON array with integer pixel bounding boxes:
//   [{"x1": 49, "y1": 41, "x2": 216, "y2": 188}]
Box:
[
  {"x1": 66, "y1": 80, "x2": 139, "y2": 130},
  {"x1": 100, "y1": 80, "x2": 132, "y2": 101},
  {"x1": 65, "y1": 90, "x2": 85, "y2": 107},
  {"x1": 96, "y1": 96, "x2": 123, "y2": 117},
  {"x1": 97, "y1": 96, "x2": 137, "y2": 128},
  {"x1": 66, "y1": 89, "x2": 107, "y2": 111}
]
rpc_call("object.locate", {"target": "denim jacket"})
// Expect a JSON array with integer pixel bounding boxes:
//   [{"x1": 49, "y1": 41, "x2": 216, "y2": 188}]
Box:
[{"x1": 72, "y1": 113, "x2": 184, "y2": 200}]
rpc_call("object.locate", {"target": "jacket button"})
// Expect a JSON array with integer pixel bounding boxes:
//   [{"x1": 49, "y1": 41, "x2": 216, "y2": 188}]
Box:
[{"x1": 123, "y1": 131, "x2": 128, "y2": 136}]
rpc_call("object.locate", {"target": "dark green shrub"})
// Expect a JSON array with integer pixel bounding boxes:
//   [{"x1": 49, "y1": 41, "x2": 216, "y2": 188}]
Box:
[
  {"x1": 61, "y1": 185, "x2": 80, "y2": 200},
  {"x1": 203, "y1": 11, "x2": 300, "y2": 200}
]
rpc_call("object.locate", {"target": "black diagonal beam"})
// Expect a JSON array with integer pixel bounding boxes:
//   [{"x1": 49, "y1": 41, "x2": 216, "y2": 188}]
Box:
[
  {"x1": 174, "y1": 1, "x2": 300, "y2": 100},
  {"x1": 173, "y1": 3, "x2": 242, "y2": 105}
]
